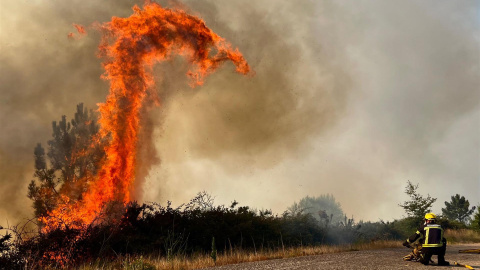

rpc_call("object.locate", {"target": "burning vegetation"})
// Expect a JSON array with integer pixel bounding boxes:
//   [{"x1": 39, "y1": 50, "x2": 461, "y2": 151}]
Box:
[
  {"x1": 1, "y1": 1, "x2": 479, "y2": 270},
  {"x1": 5, "y1": 2, "x2": 252, "y2": 266},
  {"x1": 35, "y1": 1, "x2": 251, "y2": 233}
]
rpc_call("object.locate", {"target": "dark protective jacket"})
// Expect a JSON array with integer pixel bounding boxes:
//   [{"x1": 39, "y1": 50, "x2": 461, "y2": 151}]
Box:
[{"x1": 406, "y1": 222, "x2": 444, "y2": 248}]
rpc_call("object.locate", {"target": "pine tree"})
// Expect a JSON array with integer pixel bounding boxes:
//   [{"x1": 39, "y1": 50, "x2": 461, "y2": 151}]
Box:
[
  {"x1": 27, "y1": 103, "x2": 104, "y2": 220},
  {"x1": 442, "y1": 194, "x2": 476, "y2": 224}
]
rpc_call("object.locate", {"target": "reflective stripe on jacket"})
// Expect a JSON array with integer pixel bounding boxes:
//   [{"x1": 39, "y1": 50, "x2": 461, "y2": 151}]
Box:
[
  {"x1": 423, "y1": 224, "x2": 444, "y2": 248},
  {"x1": 406, "y1": 222, "x2": 444, "y2": 248}
]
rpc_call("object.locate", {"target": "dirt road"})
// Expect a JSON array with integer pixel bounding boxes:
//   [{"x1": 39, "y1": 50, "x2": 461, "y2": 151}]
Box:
[{"x1": 204, "y1": 244, "x2": 480, "y2": 270}]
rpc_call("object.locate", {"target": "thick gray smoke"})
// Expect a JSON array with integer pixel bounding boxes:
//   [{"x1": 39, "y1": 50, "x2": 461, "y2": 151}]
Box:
[{"x1": 0, "y1": 0, "x2": 478, "y2": 226}]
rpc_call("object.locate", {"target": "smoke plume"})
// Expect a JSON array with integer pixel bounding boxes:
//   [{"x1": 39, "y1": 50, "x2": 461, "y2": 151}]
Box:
[{"x1": 0, "y1": 0, "x2": 478, "y2": 225}]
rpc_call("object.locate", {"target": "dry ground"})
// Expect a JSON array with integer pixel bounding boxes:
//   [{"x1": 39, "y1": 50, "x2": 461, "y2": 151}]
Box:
[{"x1": 203, "y1": 244, "x2": 480, "y2": 270}]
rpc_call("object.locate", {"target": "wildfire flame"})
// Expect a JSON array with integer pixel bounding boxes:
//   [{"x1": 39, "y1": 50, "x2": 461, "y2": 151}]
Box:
[
  {"x1": 43, "y1": 1, "x2": 250, "y2": 231},
  {"x1": 68, "y1": 24, "x2": 87, "y2": 39}
]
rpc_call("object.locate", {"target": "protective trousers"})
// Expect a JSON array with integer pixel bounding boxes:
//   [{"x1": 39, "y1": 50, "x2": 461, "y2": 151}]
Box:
[{"x1": 420, "y1": 239, "x2": 447, "y2": 265}]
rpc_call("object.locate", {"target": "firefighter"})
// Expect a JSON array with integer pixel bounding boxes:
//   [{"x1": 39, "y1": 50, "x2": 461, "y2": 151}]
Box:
[{"x1": 402, "y1": 213, "x2": 449, "y2": 266}]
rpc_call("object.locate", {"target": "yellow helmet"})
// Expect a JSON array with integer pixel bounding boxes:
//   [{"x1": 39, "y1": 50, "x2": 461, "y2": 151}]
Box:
[{"x1": 425, "y1": 213, "x2": 437, "y2": 220}]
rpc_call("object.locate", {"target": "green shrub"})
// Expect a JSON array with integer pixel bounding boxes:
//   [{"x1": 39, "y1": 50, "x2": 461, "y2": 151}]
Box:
[{"x1": 470, "y1": 205, "x2": 480, "y2": 231}]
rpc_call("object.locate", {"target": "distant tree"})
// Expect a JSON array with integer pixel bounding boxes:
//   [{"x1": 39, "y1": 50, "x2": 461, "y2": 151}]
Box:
[
  {"x1": 287, "y1": 194, "x2": 345, "y2": 225},
  {"x1": 471, "y1": 205, "x2": 480, "y2": 231},
  {"x1": 27, "y1": 103, "x2": 104, "y2": 220},
  {"x1": 398, "y1": 181, "x2": 437, "y2": 219},
  {"x1": 441, "y1": 194, "x2": 476, "y2": 224}
]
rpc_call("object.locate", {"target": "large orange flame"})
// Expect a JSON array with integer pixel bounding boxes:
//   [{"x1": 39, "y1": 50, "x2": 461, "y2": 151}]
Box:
[{"x1": 42, "y1": 2, "x2": 250, "y2": 231}]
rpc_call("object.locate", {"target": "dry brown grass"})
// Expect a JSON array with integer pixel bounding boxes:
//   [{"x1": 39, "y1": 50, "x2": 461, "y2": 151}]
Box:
[
  {"x1": 445, "y1": 229, "x2": 480, "y2": 244},
  {"x1": 46, "y1": 230, "x2": 480, "y2": 269},
  {"x1": 78, "y1": 240, "x2": 400, "y2": 270}
]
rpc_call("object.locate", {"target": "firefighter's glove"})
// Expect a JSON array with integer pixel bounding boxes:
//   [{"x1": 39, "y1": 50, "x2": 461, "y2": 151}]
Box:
[{"x1": 402, "y1": 241, "x2": 410, "y2": 248}]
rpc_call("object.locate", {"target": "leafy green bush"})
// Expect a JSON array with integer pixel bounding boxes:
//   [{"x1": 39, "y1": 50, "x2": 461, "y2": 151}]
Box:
[
  {"x1": 470, "y1": 205, "x2": 480, "y2": 231},
  {"x1": 437, "y1": 217, "x2": 468, "y2": 230}
]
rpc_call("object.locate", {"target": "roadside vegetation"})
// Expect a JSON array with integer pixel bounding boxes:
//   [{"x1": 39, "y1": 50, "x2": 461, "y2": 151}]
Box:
[
  {"x1": 1, "y1": 188, "x2": 478, "y2": 270},
  {"x1": 1, "y1": 104, "x2": 479, "y2": 269}
]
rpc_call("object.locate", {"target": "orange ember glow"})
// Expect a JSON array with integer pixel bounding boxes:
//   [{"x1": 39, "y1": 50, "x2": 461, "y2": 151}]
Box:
[
  {"x1": 43, "y1": 2, "x2": 250, "y2": 231},
  {"x1": 73, "y1": 24, "x2": 86, "y2": 35},
  {"x1": 68, "y1": 24, "x2": 87, "y2": 39}
]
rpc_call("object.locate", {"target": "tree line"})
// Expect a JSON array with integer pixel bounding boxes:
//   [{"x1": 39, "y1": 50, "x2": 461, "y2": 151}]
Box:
[{"x1": 399, "y1": 180, "x2": 478, "y2": 227}]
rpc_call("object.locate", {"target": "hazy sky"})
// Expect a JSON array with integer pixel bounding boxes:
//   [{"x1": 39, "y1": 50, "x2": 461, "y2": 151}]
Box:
[{"x1": 0, "y1": 0, "x2": 479, "y2": 226}]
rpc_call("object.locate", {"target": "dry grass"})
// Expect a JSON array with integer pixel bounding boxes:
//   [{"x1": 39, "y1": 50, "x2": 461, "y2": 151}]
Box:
[
  {"x1": 77, "y1": 240, "x2": 400, "y2": 270},
  {"x1": 73, "y1": 230, "x2": 480, "y2": 269},
  {"x1": 445, "y1": 229, "x2": 480, "y2": 244},
  {"x1": 39, "y1": 230, "x2": 480, "y2": 269}
]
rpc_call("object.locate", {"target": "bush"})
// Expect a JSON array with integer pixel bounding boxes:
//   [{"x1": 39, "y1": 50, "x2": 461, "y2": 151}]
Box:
[
  {"x1": 437, "y1": 217, "x2": 468, "y2": 230},
  {"x1": 2, "y1": 195, "x2": 330, "y2": 269},
  {"x1": 470, "y1": 205, "x2": 480, "y2": 231}
]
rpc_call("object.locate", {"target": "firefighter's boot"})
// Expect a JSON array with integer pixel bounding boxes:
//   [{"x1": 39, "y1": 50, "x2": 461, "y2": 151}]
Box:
[
  {"x1": 421, "y1": 253, "x2": 432, "y2": 265},
  {"x1": 438, "y1": 255, "x2": 450, "y2": 266}
]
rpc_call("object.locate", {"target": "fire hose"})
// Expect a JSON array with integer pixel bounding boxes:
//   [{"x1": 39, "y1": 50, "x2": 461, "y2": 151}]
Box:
[
  {"x1": 403, "y1": 244, "x2": 477, "y2": 268},
  {"x1": 454, "y1": 261, "x2": 475, "y2": 269},
  {"x1": 402, "y1": 244, "x2": 434, "y2": 263},
  {"x1": 460, "y1": 249, "x2": 480, "y2": 254},
  {"x1": 454, "y1": 249, "x2": 480, "y2": 269}
]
